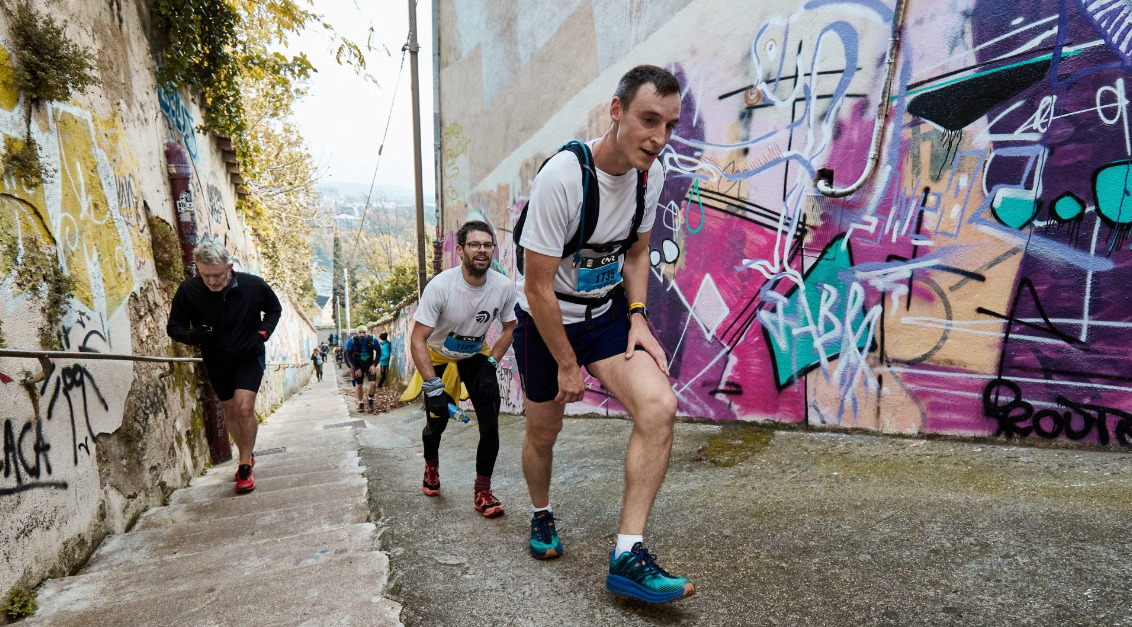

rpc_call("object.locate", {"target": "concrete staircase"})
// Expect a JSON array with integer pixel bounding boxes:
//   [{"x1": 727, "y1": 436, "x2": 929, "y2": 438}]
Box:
[{"x1": 25, "y1": 375, "x2": 402, "y2": 626}]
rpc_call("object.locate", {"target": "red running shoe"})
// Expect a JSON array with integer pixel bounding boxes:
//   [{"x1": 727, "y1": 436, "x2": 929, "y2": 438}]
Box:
[
  {"x1": 473, "y1": 489, "x2": 504, "y2": 517},
  {"x1": 422, "y1": 461, "x2": 440, "y2": 496},
  {"x1": 235, "y1": 464, "x2": 255, "y2": 494},
  {"x1": 232, "y1": 457, "x2": 255, "y2": 481}
]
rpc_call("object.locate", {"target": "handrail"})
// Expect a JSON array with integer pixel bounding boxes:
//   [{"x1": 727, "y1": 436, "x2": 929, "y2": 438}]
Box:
[
  {"x1": 0, "y1": 349, "x2": 313, "y2": 367},
  {"x1": 0, "y1": 348, "x2": 202, "y2": 363},
  {"x1": 815, "y1": 0, "x2": 908, "y2": 198}
]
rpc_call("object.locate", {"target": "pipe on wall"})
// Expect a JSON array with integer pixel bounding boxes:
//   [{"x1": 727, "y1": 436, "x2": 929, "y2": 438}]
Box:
[{"x1": 816, "y1": 0, "x2": 908, "y2": 198}]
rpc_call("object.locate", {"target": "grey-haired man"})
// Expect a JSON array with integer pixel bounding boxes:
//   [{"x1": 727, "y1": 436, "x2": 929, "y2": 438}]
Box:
[{"x1": 167, "y1": 243, "x2": 282, "y2": 494}]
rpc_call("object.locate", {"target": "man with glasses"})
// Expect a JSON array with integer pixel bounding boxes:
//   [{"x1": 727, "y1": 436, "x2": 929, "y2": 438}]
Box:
[{"x1": 408, "y1": 220, "x2": 516, "y2": 517}]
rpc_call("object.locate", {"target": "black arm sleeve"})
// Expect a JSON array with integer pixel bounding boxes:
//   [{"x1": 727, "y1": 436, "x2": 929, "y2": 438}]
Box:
[
  {"x1": 259, "y1": 281, "x2": 283, "y2": 338},
  {"x1": 166, "y1": 283, "x2": 195, "y2": 345}
]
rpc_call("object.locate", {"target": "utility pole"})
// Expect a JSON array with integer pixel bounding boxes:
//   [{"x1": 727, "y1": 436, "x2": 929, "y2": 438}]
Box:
[
  {"x1": 344, "y1": 266, "x2": 352, "y2": 331},
  {"x1": 407, "y1": 0, "x2": 428, "y2": 296},
  {"x1": 334, "y1": 296, "x2": 341, "y2": 346}
]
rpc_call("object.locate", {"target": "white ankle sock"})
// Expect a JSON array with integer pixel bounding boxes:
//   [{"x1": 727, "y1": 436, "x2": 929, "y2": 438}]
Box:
[
  {"x1": 615, "y1": 534, "x2": 643, "y2": 557},
  {"x1": 531, "y1": 504, "x2": 552, "y2": 515}
]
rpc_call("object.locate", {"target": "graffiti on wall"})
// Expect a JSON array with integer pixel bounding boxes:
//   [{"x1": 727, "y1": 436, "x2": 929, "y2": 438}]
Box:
[{"x1": 441, "y1": 0, "x2": 1132, "y2": 446}]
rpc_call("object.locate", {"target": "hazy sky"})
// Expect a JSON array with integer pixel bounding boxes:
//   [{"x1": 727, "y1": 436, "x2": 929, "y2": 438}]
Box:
[{"x1": 287, "y1": 0, "x2": 436, "y2": 195}]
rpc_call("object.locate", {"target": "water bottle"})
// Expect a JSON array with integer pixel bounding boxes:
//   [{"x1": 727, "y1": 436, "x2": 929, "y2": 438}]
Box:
[{"x1": 448, "y1": 403, "x2": 471, "y2": 423}]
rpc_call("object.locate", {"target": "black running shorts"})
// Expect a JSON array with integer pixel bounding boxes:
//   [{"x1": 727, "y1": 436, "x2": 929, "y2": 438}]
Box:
[{"x1": 206, "y1": 353, "x2": 266, "y2": 401}]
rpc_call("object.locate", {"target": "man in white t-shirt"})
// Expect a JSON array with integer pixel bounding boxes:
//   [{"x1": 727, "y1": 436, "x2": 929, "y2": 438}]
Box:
[
  {"x1": 410, "y1": 220, "x2": 517, "y2": 517},
  {"x1": 514, "y1": 65, "x2": 694, "y2": 603}
]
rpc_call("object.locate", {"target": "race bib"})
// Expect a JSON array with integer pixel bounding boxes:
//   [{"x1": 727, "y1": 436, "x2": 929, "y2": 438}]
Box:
[
  {"x1": 443, "y1": 332, "x2": 485, "y2": 356},
  {"x1": 576, "y1": 253, "x2": 622, "y2": 294}
]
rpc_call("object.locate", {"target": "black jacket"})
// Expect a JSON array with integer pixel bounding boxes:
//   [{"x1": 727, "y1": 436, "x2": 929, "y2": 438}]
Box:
[{"x1": 167, "y1": 271, "x2": 283, "y2": 364}]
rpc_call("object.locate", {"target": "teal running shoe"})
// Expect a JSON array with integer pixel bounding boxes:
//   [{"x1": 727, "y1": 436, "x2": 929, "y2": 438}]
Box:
[
  {"x1": 529, "y1": 510, "x2": 563, "y2": 559},
  {"x1": 606, "y1": 543, "x2": 695, "y2": 603}
]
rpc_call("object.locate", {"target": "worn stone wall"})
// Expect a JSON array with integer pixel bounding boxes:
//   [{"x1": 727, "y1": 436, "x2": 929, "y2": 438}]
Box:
[
  {"x1": 438, "y1": 0, "x2": 1132, "y2": 448},
  {"x1": 370, "y1": 298, "x2": 419, "y2": 394},
  {"x1": 0, "y1": 0, "x2": 312, "y2": 605}
]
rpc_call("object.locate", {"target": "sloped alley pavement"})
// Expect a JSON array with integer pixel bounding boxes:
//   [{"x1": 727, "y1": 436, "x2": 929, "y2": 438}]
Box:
[
  {"x1": 352, "y1": 371, "x2": 1132, "y2": 626},
  {"x1": 22, "y1": 365, "x2": 1132, "y2": 626},
  {"x1": 25, "y1": 373, "x2": 402, "y2": 626}
]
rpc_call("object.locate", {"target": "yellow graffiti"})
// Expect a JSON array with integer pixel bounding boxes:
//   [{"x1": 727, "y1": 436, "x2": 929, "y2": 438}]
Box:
[
  {"x1": 0, "y1": 47, "x2": 18, "y2": 111},
  {"x1": 55, "y1": 109, "x2": 134, "y2": 314}
]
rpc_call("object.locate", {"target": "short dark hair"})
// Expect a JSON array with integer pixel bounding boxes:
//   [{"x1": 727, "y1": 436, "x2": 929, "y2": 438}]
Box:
[
  {"x1": 379, "y1": 332, "x2": 388, "y2": 340},
  {"x1": 614, "y1": 65, "x2": 680, "y2": 111},
  {"x1": 457, "y1": 220, "x2": 494, "y2": 246}
]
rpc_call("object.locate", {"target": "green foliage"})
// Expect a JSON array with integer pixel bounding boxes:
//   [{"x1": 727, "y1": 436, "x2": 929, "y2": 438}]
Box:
[
  {"x1": 9, "y1": 237, "x2": 75, "y2": 349},
  {"x1": 149, "y1": 1, "x2": 384, "y2": 310},
  {"x1": 3, "y1": 587, "x2": 37, "y2": 619},
  {"x1": 6, "y1": 0, "x2": 98, "y2": 104},
  {"x1": 355, "y1": 260, "x2": 419, "y2": 321},
  {"x1": 3, "y1": 0, "x2": 97, "y2": 189},
  {"x1": 2, "y1": 135, "x2": 49, "y2": 189},
  {"x1": 149, "y1": 0, "x2": 243, "y2": 138}
]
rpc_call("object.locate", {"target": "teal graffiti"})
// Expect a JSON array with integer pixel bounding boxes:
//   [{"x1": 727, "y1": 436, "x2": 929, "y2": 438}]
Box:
[
  {"x1": 685, "y1": 179, "x2": 705, "y2": 234},
  {"x1": 1052, "y1": 193, "x2": 1084, "y2": 221},
  {"x1": 759, "y1": 234, "x2": 870, "y2": 389},
  {"x1": 992, "y1": 192, "x2": 1038, "y2": 229},
  {"x1": 1093, "y1": 160, "x2": 1132, "y2": 225}
]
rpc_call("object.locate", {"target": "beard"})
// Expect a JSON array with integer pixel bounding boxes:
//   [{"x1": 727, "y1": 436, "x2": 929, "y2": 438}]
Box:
[{"x1": 463, "y1": 255, "x2": 488, "y2": 277}]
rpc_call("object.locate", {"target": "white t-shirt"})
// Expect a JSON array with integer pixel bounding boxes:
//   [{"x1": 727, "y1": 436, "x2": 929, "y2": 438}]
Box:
[
  {"x1": 414, "y1": 266, "x2": 518, "y2": 360},
  {"x1": 516, "y1": 140, "x2": 664, "y2": 324}
]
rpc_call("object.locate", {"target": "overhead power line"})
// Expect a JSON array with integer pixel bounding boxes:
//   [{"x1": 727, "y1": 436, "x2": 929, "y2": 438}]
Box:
[{"x1": 347, "y1": 32, "x2": 410, "y2": 267}]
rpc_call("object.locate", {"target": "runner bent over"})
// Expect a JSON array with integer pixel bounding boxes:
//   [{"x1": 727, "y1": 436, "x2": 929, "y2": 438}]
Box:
[
  {"x1": 406, "y1": 220, "x2": 516, "y2": 517},
  {"x1": 515, "y1": 65, "x2": 693, "y2": 602},
  {"x1": 167, "y1": 243, "x2": 282, "y2": 494}
]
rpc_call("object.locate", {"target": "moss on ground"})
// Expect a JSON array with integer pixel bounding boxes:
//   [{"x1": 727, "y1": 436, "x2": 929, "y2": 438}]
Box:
[{"x1": 705, "y1": 424, "x2": 774, "y2": 467}]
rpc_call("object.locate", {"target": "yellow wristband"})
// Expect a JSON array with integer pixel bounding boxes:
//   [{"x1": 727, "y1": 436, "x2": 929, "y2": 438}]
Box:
[{"x1": 629, "y1": 302, "x2": 646, "y2": 310}]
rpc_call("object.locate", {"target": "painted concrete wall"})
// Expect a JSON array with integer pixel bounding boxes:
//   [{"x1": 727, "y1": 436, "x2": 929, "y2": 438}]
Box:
[
  {"x1": 0, "y1": 0, "x2": 313, "y2": 601},
  {"x1": 371, "y1": 299, "x2": 420, "y2": 393},
  {"x1": 437, "y1": 0, "x2": 1132, "y2": 448}
]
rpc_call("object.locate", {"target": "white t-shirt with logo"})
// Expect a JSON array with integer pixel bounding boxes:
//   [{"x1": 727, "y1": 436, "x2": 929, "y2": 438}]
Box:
[
  {"x1": 516, "y1": 140, "x2": 663, "y2": 324},
  {"x1": 414, "y1": 266, "x2": 518, "y2": 360}
]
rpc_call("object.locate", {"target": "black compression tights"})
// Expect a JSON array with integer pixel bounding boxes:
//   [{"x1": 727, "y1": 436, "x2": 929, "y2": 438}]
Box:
[{"x1": 421, "y1": 354, "x2": 501, "y2": 477}]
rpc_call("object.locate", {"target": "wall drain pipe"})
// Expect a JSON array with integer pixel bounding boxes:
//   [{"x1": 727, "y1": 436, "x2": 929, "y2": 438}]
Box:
[{"x1": 816, "y1": 0, "x2": 908, "y2": 198}]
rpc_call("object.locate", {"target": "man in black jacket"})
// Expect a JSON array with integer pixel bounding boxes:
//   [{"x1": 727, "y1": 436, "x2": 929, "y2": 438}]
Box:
[{"x1": 167, "y1": 243, "x2": 283, "y2": 494}]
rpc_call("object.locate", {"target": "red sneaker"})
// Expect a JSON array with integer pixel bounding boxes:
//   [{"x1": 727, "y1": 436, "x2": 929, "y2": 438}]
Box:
[
  {"x1": 235, "y1": 464, "x2": 255, "y2": 494},
  {"x1": 422, "y1": 461, "x2": 440, "y2": 496},
  {"x1": 474, "y1": 489, "x2": 504, "y2": 517},
  {"x1": 232, "y1": 457, "x2": 255, "y2": 481}
]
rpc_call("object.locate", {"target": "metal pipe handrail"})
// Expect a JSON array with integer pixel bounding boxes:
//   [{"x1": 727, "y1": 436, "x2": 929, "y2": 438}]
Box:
[
  {"x1": 0, "y1": 349, "x2": 316, "y2": 368},
  {"x1": 0, "y1": 348, "x2": 202, "y2": 363},
  {"x1": 816, "y1": 0, "x2": 908, "y2": 198}
]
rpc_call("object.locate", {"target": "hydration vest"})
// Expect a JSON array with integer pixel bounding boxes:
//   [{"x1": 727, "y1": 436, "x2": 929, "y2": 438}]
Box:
[{"x1": 513, "y1": 140, "x2": 647, "y2": 324}]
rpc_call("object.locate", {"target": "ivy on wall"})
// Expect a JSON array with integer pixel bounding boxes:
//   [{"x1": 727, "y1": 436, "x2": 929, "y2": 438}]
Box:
[{"x1": 3, "y1": 0, "x2": 98, "y2": 187}]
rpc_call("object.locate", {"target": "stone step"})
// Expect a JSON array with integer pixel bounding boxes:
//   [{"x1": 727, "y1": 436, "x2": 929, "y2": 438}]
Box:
[
  {"x1": 26, "y1": 551, "x2": 399, "y2": 626},
  {"x1": 134, "y1": 476, "x2": 367, "y2": 530},
  {"x1": 33, "y1": 523, "x2": 378, "y2": 614},
  {"x1": 84, "y1": 496, "x2": 370, "y2": 573},
  {"x1": 172, "y1": 468, "x2": 363, "y2": 504},
  {"x1": 194, "y1": 453, "x2": 360, "y2": 487}
]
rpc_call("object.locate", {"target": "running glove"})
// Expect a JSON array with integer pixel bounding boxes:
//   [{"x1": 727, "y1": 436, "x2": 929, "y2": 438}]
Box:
[{"x1": 188, "y1": 326, "x2": 214, "y2": 345}]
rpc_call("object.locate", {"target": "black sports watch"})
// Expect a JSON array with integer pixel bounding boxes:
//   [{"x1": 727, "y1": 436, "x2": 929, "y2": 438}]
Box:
[{"x1": 627, "y1": 305, "x2": 649, "y2": 321}]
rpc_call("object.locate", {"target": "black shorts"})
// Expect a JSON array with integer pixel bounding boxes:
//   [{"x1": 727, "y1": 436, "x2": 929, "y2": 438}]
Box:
[
  {"x1": 353, "y1": 360, "x2": 377, "y2": 384},
  {"x1": 512, "y1": 297, "x2": 633, "y2": 403},
  {"x1": 206, "y1": 353, "x2": 266, "y2": 401}
]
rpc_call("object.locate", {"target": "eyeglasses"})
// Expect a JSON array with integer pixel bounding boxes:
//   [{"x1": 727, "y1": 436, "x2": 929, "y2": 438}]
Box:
[{"x1": 463, "y1": 242, "x2": 496, "y2": 252}]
